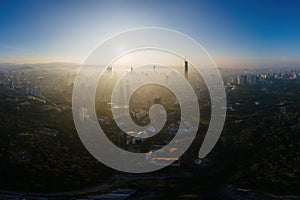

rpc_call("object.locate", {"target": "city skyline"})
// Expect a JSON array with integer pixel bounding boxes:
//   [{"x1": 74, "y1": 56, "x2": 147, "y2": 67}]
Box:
[{"x1": 0, "y1": 0, "x2": 300, "y2": 68}]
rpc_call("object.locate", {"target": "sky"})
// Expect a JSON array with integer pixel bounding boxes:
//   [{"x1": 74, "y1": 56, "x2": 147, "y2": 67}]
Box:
[{"x1": 0, "y1": 0, "x2": 299, "y2": 68}]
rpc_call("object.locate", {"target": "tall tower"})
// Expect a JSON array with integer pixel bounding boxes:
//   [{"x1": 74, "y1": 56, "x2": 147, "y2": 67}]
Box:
[{"x1": 184, "y1": 58, "x2": 188, "y2": 79}]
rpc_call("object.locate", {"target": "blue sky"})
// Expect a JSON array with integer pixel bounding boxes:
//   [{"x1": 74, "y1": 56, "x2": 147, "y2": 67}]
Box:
[{"x1": 0, "y1": 0, "x2": 299, "y2": 67}]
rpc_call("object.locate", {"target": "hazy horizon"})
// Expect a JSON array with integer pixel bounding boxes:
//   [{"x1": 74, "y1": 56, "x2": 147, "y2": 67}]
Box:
[{"x1": 1, "y1": 0, "x2": 300, "y2": 68}]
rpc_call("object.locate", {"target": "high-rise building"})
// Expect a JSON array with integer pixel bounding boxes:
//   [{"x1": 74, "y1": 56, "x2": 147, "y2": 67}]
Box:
[
  {"x1": 33, "y1": 86, "x2": 41, "y2": 97},
  {"x1": 26, "y1": 83, "x2": 41, "y2": 97},
  {"x1": 237, "y1": 75, "x2": 247, "y2": 85},
  {"x1": 117, "y1": 132, "x2": 127, "y2": 149},
  {"x1": 184, "y1": 58, "x2": 188, "y2": 79}
]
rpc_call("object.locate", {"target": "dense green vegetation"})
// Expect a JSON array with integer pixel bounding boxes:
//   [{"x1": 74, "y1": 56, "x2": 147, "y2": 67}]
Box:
[
  {"x1": 224, "y1": 80, "x2": 300, "y2": 194},
  {"x1": 0, "y1": 93, "x2": 114, "y2": 192},
  {"x1": 228, "y1": 112, "x2": 300, "y2": 194}
]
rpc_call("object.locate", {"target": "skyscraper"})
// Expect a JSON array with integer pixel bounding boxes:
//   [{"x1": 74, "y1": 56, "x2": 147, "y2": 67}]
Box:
[
  {"x1": 184, "y1": 58, "x2": 188, "y2": 79},
  {"x1": 237, "y1": 74, "x2": 247, "y2": 85}
]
